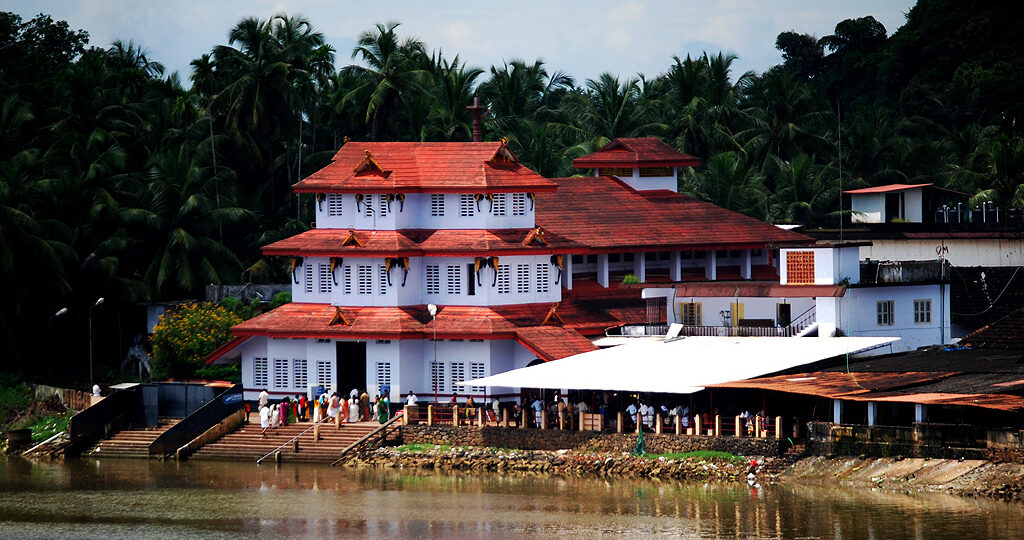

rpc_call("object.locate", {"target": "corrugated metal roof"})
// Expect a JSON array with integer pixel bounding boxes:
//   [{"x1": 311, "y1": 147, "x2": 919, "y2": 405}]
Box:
[{"x1": 844, "y1": 183, "x2": 933, "y2": 194}]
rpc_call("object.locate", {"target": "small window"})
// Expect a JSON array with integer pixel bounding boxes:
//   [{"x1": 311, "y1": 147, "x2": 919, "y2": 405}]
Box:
[
  {"x1": 379, "y1": 265, "x2": 388, "y2": 295},
  {"x1": 536, "y1": 263, "x2": 549, "y2": 293},
  {"x1": 357, "y1": 265, "x2": 373, "y2": 295},
  {"x1": 375, "y1": 361, "x2": 391, "y2": 390},
  {"x1": 492, "y1": 193, "x2": 506, "y2": 216},
  {"x1": 914, "y1": 299, "x2": 932, "y2": 324},
  {"x1": 512, "y1": 193, "x2": 527, "y2": 216},
  {"x1": 316, "y1": 360, "x2": 331, "y2": 387},
  {"x1": 315, "y1": 338, "x2": 331, "y2": 344},
  {"x1": 497, "y1": 264, "x2": 510, "y2": 294},
  {"x1": 716, "y1": 250, "x2": 728, "y2": 258},
  {"x1": 318, "y1": 263, "x2": 332, "y2": 294},
  {"x1": 343, "y1": 266, "x2": 353, "y2": 294},
  {"x1": 587, "y1": 255, "x2": 598, "y2": 264},
  {"x1": 426, "y1": 265, "x2": 440, "y2": 295},
  {"x1": 729, "y1": 250, "x2": 741, "y2": 258},
  {"x1": 459, "y1": 194, "x2": 475, "y2": 217},
  {"x1": 293, "y1": 359, "x2": 308, "y2": 390},
  {"x1": 609, "y1": 254, "x2": 621, "y2": 263},
  {"x1": 470, "y1": 362, "x2": 485, "y2": 393},
  {"x1": 645, "y1": 253, "x2": 657, "y2": 262},
  {"x1": 379, "y1": 194, "x2": 388, "y2": 217},
  {"x1": 751, "y1": 249, "x2": 763, "y2": 257},
  {"x1": 253, "y1": 357, "x2": 268, "y2": 388},
  {"x1": 430, "y1": 194, "x2": 445, "y2": 217},
  {"x1": 430, "y1": 361, "x2": 446, "y2": 393},
  {"x1": 679, "y1": 303, "x2": 702, "y2": 326},
  {"x1": 446, "y1": 265, "x2": 462, "y2": 294},
  {"x1": 273, "y1": 358, "x2": 289, "y2": 389},
  {"x1": 450, "y1": 362, "x2": 466, "y2": 389},
  {"x1": 375, "y1": 339, "x2": 391, "y2": 344},
  {"x1": 682, "y1": 251, "x2": 693, "y2": 260},
  {"x1": 695, "y1": 251, "x2": 706, "y2": 259},
  {"x1": 304, "y1": 263, "x2": 314, "y2": 294},
  {"x1": 327, "y1": 194, "x2": 343, "y2": 216},
  {"x1": 659, "y1": 252, "x2": 670, "y2": 260},
  {"x1": 571, "y1": 255, "x2": 583, "y2": 264},
  {"x1": 623, "y1": 253, "x2": 635, "y2": 262},
  {"x1": 363, "y1": 194, "x2": 373, "y2": 216},
  {"x1": 516, "y1": 264, "x2": 530, "y2": 293},
  {"x1": 877, "y1": 300, "x2": 894, "y2": 326}
]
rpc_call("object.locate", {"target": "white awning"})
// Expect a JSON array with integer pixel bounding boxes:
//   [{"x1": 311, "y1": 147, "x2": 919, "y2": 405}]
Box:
[{"x1": 458, "y1": 336, "x2": 899, "y2": 394}]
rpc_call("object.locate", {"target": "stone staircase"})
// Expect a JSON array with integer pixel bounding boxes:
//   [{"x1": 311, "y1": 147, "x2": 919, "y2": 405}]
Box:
[
  {"x1": 189, "y1": 420, "x2": 386, "y2": 464},
  {"x1": 86, "y1": 418, "x2": 180, "y2": 459}
]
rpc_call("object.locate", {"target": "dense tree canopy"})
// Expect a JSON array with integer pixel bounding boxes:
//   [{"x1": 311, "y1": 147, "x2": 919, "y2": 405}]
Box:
[{"x1": 2, "y1": 1, "x2": 1022, "y2": 384}]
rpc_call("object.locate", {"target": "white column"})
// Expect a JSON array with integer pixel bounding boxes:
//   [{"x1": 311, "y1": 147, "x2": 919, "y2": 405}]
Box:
[
  {"x1": 914, "y1": 403, "x2": 926, "y2": 423},
  {"x1": 597, "y1": 254, "x2": 609, "y2": 288},
  {"x1": 564, "y1": 255, "x2": 573, "y2": 290},
  {"x1": 704, "y1": 251, "x2": 717, "y2": 281},
  {"x1": 670, "y1": 251, "x2": 682, "y2": 282},
  {"x1": 634, "y1": 253, "x2": 646, "y2": 283},
  {"x1": 832, "y1": 399, "x2": 842, "y2": 424},
  {"x1": 740, "y1": 249, "x2": 752, "y2": 279},
  {"x1": 867, "y1": 401, "x2": 876, "y2": 426}
]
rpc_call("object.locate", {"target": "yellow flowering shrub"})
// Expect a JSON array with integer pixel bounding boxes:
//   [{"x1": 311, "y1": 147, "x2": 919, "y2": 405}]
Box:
[{"x1": 150, "y1": 303, "x2": 242, "y2": 379}]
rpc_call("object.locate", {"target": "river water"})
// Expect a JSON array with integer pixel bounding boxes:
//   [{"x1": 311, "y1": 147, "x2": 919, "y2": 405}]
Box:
[{"x1": 1, "y1": 456, "x2": 1021, "y2": 539}]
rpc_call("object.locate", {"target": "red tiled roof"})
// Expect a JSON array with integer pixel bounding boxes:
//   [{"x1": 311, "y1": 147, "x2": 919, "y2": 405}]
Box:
[
  {"x1": 535, "y1": 177, "x2": 813, "y2": 251},
  {"x1": 573, "y1": 138, "x2": 700, "y2": 168},
  {"x1": 843, "y1": 183, "x2": 932, "y2": 194},
  {"x1": 961, "y1": 307, "x2": 1024, "y2": 350},
  {"x1": 293, "y1": 141, "x2": 557, "y2": 194},
  {"x1": 262, "y1": 228, "x2": 578, "y2": 257},
  {"x1": 515, "y1": 327, "x2": 599, "y2": 361}
]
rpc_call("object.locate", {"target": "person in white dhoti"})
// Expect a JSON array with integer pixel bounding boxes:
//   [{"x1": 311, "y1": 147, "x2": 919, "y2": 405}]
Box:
[{"x1": 348, "y1": 396, "x2": 360, "y2": 422}]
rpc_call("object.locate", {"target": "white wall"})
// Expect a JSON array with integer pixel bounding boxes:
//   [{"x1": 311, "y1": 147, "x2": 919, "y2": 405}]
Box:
[
  {"x1": 315, "y1": 193, "x2": 536, "y2": 230},
  {"x1": 839, "y1": 284, "x2": 951, "y2": 353},
  {"x1": 860, "y1": 239, "x2": 1024, "y2": 267},
  {"x1": 595, "y1": 167, "x2": 679, "y2": 192},
  {"x1": 850, "y1": 193, "x2": 885, "y2": 223},
  {"x1": 904, "y1": 189, "x2": 924, "y2": 222}
]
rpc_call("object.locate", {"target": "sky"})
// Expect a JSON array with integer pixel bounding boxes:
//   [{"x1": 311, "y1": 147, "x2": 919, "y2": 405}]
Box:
[{"x1": 9, "y1": 1, "x2": 916, "y2": 85}]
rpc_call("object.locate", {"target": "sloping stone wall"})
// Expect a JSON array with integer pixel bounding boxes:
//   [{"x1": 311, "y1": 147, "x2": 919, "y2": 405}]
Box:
[{"x1": 399, "y1": 425, "x2": 781, "y2": 456}]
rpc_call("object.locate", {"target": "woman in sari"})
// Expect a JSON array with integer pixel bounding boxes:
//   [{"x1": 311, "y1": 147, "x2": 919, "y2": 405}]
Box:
[
  {"x1": 377, "y1": 395, "x2": 390, "y2": 423},
  {"x1": 349, "y1": 396, "x2": 360, "y2": 423}
]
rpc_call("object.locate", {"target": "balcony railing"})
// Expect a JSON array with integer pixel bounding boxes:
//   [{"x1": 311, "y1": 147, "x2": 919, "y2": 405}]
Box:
[{"x1": 609, "y1": 306, "x2": 817, "y2": 338}]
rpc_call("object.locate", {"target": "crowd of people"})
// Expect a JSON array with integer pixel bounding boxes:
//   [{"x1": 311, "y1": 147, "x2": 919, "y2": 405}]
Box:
[{"x1": 254, "y1": 388, "x2": 392, "y2": 437}]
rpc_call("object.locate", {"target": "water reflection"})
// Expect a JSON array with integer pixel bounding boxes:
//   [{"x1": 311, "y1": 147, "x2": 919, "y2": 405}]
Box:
[{"x1": 0, "y1": 456, "x2": 1020, "y2": 539}]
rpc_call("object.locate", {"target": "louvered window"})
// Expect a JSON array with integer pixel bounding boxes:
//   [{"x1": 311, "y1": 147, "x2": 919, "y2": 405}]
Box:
[
  {"x1": 459, "y1": 194, "x2": 475, "y2": 217},
  {"x1": 491, "y1": 193, "x2": 506, "y2": 216},
  {"x1": 497, "y1": 264, "x2": 510, "y2": 294},
  {"x1": 358, "y1": 265, "x2": 373, "y2": 295},
  {"x1": 450, "y1": 362, "x2": 466, "y2": 390},
  {"x1": 512, "y1": 193, "x2": 527, "y2": 216},
  {"x1": 253, "y1": 357, "x2": 268, "y2": 388},
  {"x1": 536, "y1": 263, "x2": 549, "y2": 293},
  {"x1": 376, "y1": 361, "x2": 391, "y2": 390},
  {"x1": 327, "y1": 194, "x2": 343, "y2": 216},
  {"x1": 430, "y1": 194, "x2": 445, "y2": 216},
  {"x1": 343, "y1": 266, "x2": 353, "y2": 294},
  {"x1": 471, "y1": 362, "x2": 485, "y2": 393},
  {"x1": 430, "y1": 361, "x2": 446, "y2": 393},
  {"x1": 273, "y1": 358, "x2": 289, "y2": 389},
  {"x1": 446, "y1": 265, "x2": 462, "y2": 294},
  {"x1": 426, "y1": 265, "x2": 440, "y2": 294},
  {"x1": 318, "y1": 263, "x2": 332, "y2": 293},
  {"x1": 304, "y1": 263, "x2": 314, "y2": 293},
  {"x1": 316, "y1": 360, "x2": 332, "y2": 387},
  {"x1": 363, "y1": 194, "x2": 373, "y2": 216},
  {"x1": 379, "y1": 265, "x2": 388, "y2": 295},
  {"x1": 680, "y1": 303, "x2": 702, "y2": 325},
  {"x1": 379, "y1": 195, "x2": 388, "y2": 217},
  {"x1": 516, "y1": 264, "x2": 530, "y2": 293},
  {"x1": 293, "y1": 359, "x2": 307, "y2": 390}
]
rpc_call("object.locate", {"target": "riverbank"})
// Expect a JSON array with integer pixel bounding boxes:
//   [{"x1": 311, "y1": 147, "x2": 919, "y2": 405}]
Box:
[{"x1": 342, "y1": 444, "x2": 1024, "y2": 503}]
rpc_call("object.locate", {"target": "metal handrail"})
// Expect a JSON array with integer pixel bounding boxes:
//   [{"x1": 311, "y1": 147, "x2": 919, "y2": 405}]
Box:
[
  {"x1": 255, "y1": 418, "x2": 328, "y2": 465},
  {"x1": 330, "y1": 415, "x2": 402, "y2": 467}
]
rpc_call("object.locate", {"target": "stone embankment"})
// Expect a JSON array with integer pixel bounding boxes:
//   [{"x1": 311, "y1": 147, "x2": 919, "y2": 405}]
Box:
[{"x1": 343, "y1": 445, "x2": 776, "y2": 483}]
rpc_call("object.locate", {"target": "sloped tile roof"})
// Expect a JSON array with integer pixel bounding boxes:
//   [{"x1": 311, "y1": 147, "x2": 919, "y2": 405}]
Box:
[
  {"x1": 572, "y1": 137, "x2": 700, "y2": 168},
  {"x1": 961, "y1": 306, "x2": 1024, "y2": 350},
  {"x1": 293, "y1": 141, "x2": 557, "y2": 193},
  {"x1": 515, "y1": 326, "x2": 599, "y2": 362},
  {"x1": 262, "y1": 228, "x2": 579, "y2": 257},
  {"x1": 535, "y1": 177, "x2": 813, "y2": 250}
]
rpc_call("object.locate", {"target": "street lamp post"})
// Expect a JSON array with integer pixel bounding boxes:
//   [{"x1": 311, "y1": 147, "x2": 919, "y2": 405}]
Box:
[
  {"x1": 89, "y1": 298, "x2": 104, "y2": 387},
  {"x1": 428, "y1": 304, "x2": 438, "y2": 404}
]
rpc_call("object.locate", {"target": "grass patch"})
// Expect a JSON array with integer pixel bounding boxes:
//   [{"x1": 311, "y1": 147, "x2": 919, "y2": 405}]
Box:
[
  {"x1": 17, "y1": 409, "x2": 75, "y2": 442},
  {"x1": 396, "y1": 443, "x2": 451, "y2": 453},
  {"x1": 0, "y1": 384, "x2": 33, "y2": 428},
  {"x1": 643, "y1": 450, "x2": 745, "y2": 463}
]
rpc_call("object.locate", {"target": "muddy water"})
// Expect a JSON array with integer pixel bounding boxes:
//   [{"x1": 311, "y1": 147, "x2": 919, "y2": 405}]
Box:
[{"x1": 1, "y1": 456, "x2": 1021, "y2": 538}]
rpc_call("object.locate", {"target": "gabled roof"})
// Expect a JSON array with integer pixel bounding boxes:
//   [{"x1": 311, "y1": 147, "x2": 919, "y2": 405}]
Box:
[
  {"x1": 262, "y1": 228, "x2": 577, "y2": 257},
  {"x1": 293, "y1": 141, "x2": 557, "y2": 194},
  {"x1": 572, "y1": 137, "x2": 700, "y2": 169},
  {"x1": 535, "y1": 177, "x2": 813, "y2": 250}
]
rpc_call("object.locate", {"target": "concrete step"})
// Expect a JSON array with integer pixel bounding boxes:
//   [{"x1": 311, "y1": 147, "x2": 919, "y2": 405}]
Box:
[
  {"x1": 89, "y1": 419, "x2": 182, "y2": 458},
  {"x1": 189, "y1": 421, "x2": 386, "y2": 463}
]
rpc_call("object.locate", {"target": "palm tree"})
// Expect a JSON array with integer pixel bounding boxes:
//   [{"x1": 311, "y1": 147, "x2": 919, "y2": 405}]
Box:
[
  {"x1": 341, "y1": 22, "x2": 431, "y2": 140},
  {"x1": 424, "y1": 53, "x2": 483, "y2": 141},
  {"x1": 682, "y1": 151, "x2": 767, "y2": 219},
  {"x1": 771, "y1": 154, "x2": 839, "y2": 223},
  {"x1": 580, "y1": 73, "x2": 666, "y2": 139}
]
